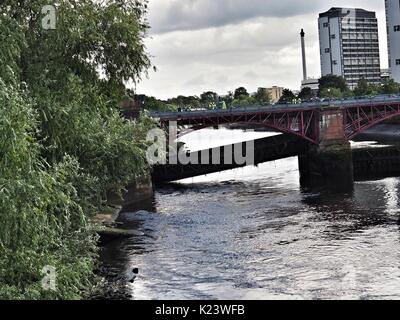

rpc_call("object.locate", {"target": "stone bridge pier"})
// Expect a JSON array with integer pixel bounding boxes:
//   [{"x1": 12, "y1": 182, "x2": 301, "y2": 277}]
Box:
[{"x1": 298, "y1": 107, "x2": 354, "y2": 190}]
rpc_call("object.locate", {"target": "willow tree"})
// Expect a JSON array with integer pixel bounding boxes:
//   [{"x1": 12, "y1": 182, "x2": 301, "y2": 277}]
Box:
[
  {"x1": 0, "y1": 1, "x2": 154, "y2": 299},
  {"x1": 3, "y1": 0, "x2": 154, "y2": 192}
]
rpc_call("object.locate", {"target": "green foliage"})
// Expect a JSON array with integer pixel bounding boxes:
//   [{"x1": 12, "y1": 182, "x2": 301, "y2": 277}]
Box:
[
  {"x1": 234, "y1": 87, "x2": 249, "y2": 100},
  {"x1": 254, "y1": 88, "x2": 271, "y2": 104},
  {"x1": 0, "y1": 0, "x2": 154, "y2": 299},
  {"x1": 143, "y1": 96, "x2": 178, "y2": 112},
  {"x1": 222, "y1": 91, "x2": 234, "y2": 105},
  {"x1": 278, "y1": 89, "x2": 296, "y2": 104},
  {"x1": 353, "y1": 78, "x2": 379, "y2": 97},
  {"x1": 0, "y1": 80, "x2": 98, "y2": 299},
  {"x1": 169, "y1": 95, "x2": 202, "y2": 109},
  {"x1": 37, "y1": 76, "x2": 151, "y2": 195},
  {"x1": 381, "y1": 79, "x2": 400, "y2": 94},
  {"x1": 319, "y1": 75, "x2": 349, "y2": 93},
  {"x1": 0, "y1": 16, "x2": 25, "y2": 84},
  {"x1": 320, "y1": 87, "x2": 344, "y2": 99},
  {"x1": 13, "y1": 0, "x2": 151, "y2": 104},
  {"x1": 318, "y1": 75, "x2": 354, "y2": 98},
  {"x1": 298, "y1": 87, "x2": 314, "y2": 100},
  {"x1": 317, "y1": 76, "x2": 400, "y2": 98},
  {"x1": 232, "y1": 96, "x2": 257, "y2": 107},
  {"x1": 200, "y1": 92, "x2": 218, "y2": 106}
]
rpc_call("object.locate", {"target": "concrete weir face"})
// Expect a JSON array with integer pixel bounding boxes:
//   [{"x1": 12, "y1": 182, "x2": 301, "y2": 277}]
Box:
[{"x1": 298, "y1": 108, "x2": 354, "y2": 190}]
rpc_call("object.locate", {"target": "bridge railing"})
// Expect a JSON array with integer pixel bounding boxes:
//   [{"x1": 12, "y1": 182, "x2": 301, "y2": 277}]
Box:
[{"x1": 149, "y1": 94, "x2": 400, "y2": 119}]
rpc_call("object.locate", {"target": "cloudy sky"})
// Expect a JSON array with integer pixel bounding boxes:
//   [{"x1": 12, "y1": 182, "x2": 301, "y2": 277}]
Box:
[{"x1": 136, "y1": 0, "x2": 387, "y2": 99}]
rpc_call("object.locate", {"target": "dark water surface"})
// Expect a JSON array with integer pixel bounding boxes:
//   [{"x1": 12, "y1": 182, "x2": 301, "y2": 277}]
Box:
[{"x1": 99, "y1": 130, "x2": 400, "y2": 300}]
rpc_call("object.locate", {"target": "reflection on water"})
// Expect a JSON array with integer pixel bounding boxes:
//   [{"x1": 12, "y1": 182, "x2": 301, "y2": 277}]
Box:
[{"x1": 99, "y1": 129, "x2": 400, "y2": 300}]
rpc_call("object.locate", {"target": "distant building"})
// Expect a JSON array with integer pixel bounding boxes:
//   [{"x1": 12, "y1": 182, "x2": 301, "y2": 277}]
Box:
[
  {"x1": 301, "y1": 78, "x2": 319, "y2": 94},
  {"x1": 381, "y1": 68, "x2": 391, "y2": 81},
  {"x1": 318, "y1": 7, "x2": 381, "y2": 89},
  {"x1": 258, "y1": 86, "x2": 284, "y2": 103},
  {"x1": 385, "y1": 0, "x2": 400, "y2": 82}
]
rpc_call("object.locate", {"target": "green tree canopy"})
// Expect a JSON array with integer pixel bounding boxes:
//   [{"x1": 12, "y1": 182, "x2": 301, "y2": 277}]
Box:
[
  {"x1": 0, "y1": 0, "x2": 155, "y2": 299},
  {"x1": 200, "y1": 91, "x2": 219, "y2": 104},
  {"x1": 320, "y1": 87, "x2": 344, "y2": 99},
  {"x1": 4, "y1": 0, "x2": 151, "y2": 103},
  {"x1": 380, "y1": 79, "x2": 400, "y2": 94},
  {"x1": 199, "y1": 91, "x2": 219, "y2": 109},
  {"x1": 353, "y1": 78, "x2": 380, "y2": 97},
  {"x1": 234, "y1": 87, "x2": 249, "y2": 100},
  {"x1": 353, "y1": 78, "x2": 370, "y2": 97},
  {"x1": 278, "y1": 89, "x2": 296, "y2": 104},
  {"x1": 254, "y1": 88, "x2": 271, "y2": 104},
  {"x1": 142, "y1": 95, "x2": 177, "y2": 112},
  {"x1": 319, "y1": 75, "x2": 349, "y2": 93},
  {"x1": 174, "y1": 95, "x2": 201, "y2": 109},
  {"x1": 298, "y1": 87, "x2": 314, "y2": 100},
  {"x1": 232, "y1": 96, "x2": 257, "y2": 107}
]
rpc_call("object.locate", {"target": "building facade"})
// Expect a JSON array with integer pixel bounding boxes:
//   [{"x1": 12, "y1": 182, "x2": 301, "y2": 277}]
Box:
[
  {"x1": 301, "y1": 78, "x2": 319, "y2": 96},
  {"x1": 381, "y1": 68, "x2": 391, "y2": 81},
  {"x1": 259, "y1": 86, "x2": 284, "y2": 103},
  {"x1": 385, "y1": 0, "x2": 400, "y2": 82},
  {"x1": 318, "y1": 7, "x2": 381, "y2": 89}
]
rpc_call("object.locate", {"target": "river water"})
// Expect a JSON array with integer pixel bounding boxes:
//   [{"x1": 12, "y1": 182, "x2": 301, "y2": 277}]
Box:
[{"x1": 99, "y1": 129, "x2": 400, "y2": 300}]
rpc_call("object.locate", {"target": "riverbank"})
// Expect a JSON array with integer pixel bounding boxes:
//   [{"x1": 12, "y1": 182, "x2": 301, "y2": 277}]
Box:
[{"x1": 90, "y1": 179, "x2": 154, "y2": 300}]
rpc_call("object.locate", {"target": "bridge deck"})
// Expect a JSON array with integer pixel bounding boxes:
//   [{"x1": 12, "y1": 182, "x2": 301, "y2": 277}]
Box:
[{"x1": 150, "y1": 95, "x2": 400, "y2": 120}]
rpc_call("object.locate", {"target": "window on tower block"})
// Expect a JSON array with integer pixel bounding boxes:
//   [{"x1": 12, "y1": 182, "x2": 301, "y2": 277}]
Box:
[
  {"x1": 395, "y1": 25, "x2": 400, "y2": 32},
  {"x1": 396, "y1": 59, "x2": 400, "y2": 65}
]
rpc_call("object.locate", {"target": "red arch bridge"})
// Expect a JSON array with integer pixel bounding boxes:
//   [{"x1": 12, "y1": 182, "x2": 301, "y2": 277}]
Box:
[
  {"x1": 150, "y1": 96, "x2": 400, "y2": 185},
  {"x1": 151, "y1": 96, "x2": 400, "y2": 145}
]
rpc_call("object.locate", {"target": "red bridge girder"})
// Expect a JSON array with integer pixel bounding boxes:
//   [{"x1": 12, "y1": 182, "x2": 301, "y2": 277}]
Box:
[
  {"x1": 344, "y1": 101, "x2": 400, "y2": 140},
  {"x1": 159, "y1": 109, "x2": 320, "y2": 144},
  {"x1": 157, "y1": 101, "x2": 400, "y2": 145}
]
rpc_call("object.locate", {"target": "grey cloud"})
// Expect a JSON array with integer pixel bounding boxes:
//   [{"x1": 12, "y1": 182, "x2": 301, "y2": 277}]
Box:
[
  {"x1": 184, "y1": 74, "x2": 207, "y2": 86},
  {"x1": 138, "y1": 0, "x2": 386, "y2": 99},
  {"x1": 149, "y1": 0, "x2": 321, "y2": 34},
  {"x1": 148, "y1": 0, "x2": 382, "y2": 34},
  {"x1": 146, "y1": 14, "x2": 318, "y2": 70}
]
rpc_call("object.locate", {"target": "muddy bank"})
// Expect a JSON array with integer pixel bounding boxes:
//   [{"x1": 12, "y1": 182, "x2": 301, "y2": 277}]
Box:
[
  {"x1": 90, "y1": 179, "x2": 154, "y2": 300},
  {"x1": 94, "y1": 178, "x2": 153, "y2": 240},
  {"x1": 106, "y1": 178, "x2": 154, "y2": 209}
]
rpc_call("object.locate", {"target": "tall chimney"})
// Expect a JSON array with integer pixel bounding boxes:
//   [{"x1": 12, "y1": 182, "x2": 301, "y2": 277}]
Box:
[{"x1": 300, "y1": 29, "x2": 307, "y2": 81}]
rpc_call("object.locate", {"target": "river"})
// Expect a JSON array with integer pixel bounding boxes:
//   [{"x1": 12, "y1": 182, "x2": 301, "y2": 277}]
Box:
[{"x1": 98, "y1": 129, "x2": 400, "y2": 300}]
